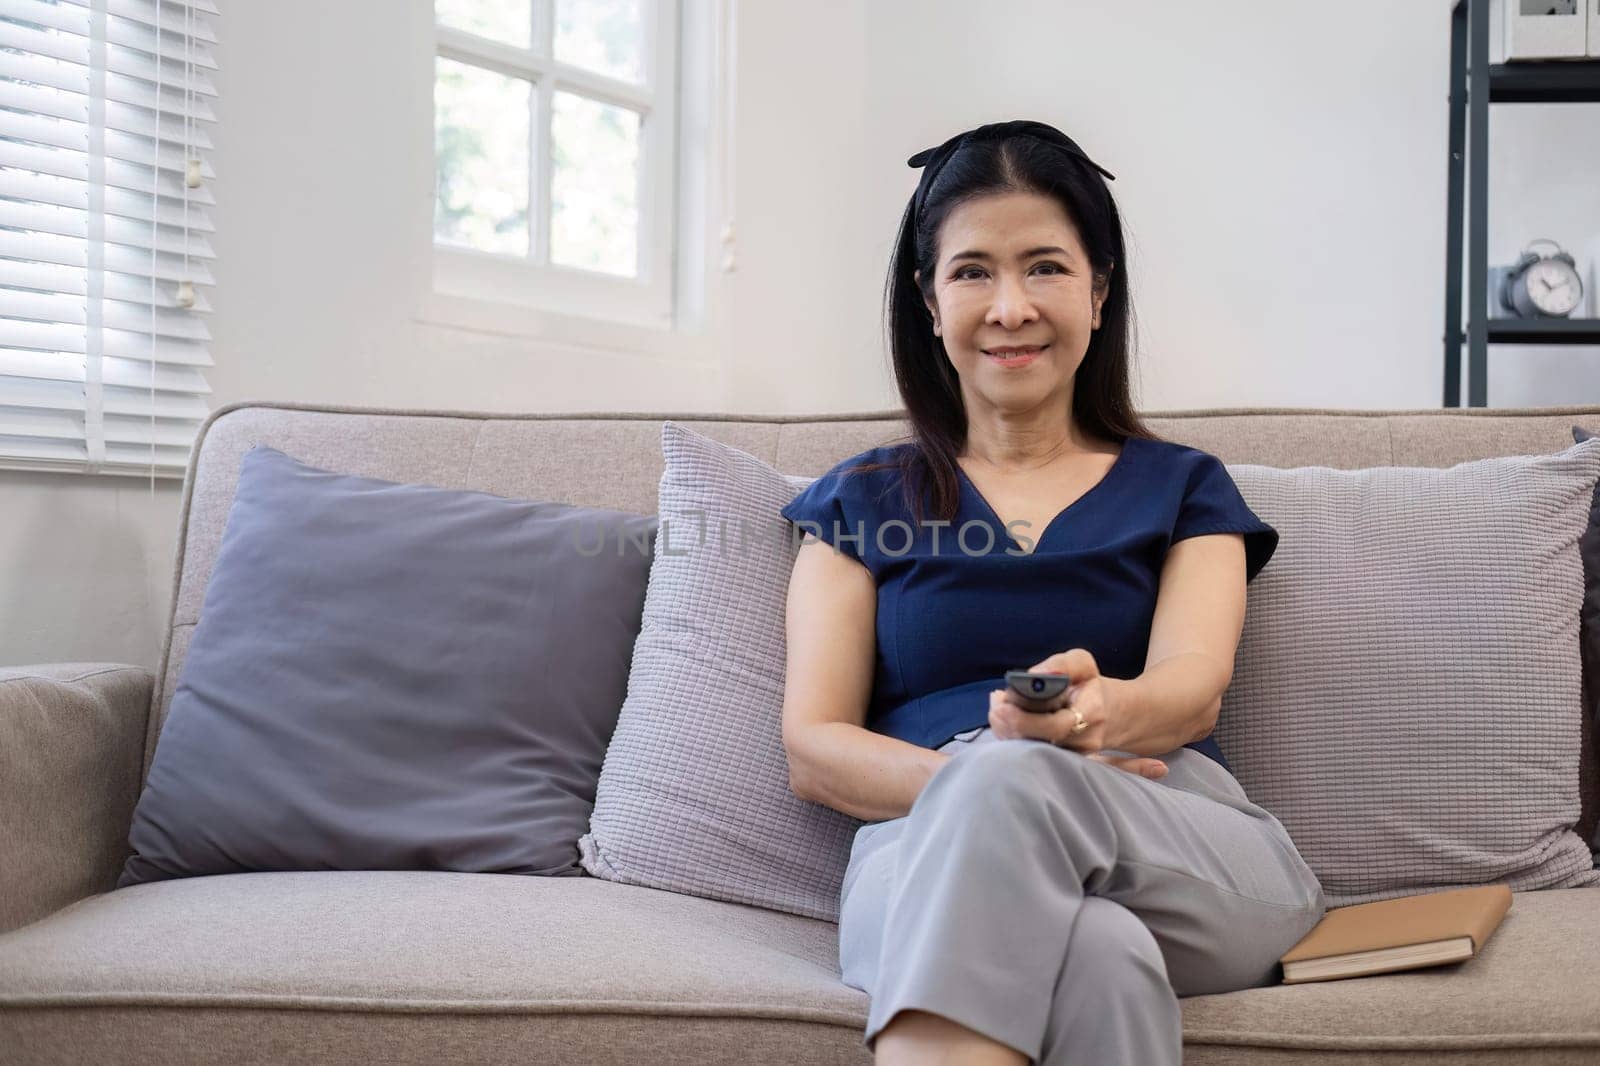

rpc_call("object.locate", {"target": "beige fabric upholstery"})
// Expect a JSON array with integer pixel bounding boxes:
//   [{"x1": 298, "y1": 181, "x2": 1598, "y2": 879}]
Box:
[
  {"x1": 5, "y1": 400, "x2": 1600, "y2": 1064},
  {"x1": 0, "y1": 870, "x2": 1595, "y2": 1064},
  {"x1": 0, "y1": 664, "x2": 150, "y2": 935}
]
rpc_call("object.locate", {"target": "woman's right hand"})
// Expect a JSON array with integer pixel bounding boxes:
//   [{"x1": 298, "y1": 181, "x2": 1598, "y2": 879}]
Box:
[
  {"x1": 1086, "y1": 752, "x2": 1168, "y2": 780},
  {"x1": 988, "y1": 686, "x2": 1168, "y2": 780}
]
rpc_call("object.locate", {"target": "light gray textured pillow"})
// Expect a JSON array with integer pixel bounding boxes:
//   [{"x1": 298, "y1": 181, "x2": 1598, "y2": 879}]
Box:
[
  {"x1": 578, "y1": 422, "x2": 862, "y2": 920},
  {"x1": 1217, "y1": 437, "x2": 1600, "y2": 906}
]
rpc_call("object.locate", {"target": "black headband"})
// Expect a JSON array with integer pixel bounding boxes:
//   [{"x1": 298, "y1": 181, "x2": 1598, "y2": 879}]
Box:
[{"x1": 907, "y1": 119, "x2": 1116, "y2": 226}]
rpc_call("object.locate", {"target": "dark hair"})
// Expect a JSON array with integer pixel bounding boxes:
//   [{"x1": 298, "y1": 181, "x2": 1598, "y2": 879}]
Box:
[{"x1": 845, "y1": 123, "x2": 1166, "y2": 526}]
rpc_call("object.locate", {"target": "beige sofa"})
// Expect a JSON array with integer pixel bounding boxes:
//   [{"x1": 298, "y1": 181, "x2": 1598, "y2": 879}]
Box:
[{"x1": 3, "y1": 400, "x2": 1599, "y2": 1066}]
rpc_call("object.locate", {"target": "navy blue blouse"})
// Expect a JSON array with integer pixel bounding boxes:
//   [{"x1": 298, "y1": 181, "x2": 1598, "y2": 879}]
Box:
[{"x1": 779, "y1": 436, "x2": 1278, "y2": 773}]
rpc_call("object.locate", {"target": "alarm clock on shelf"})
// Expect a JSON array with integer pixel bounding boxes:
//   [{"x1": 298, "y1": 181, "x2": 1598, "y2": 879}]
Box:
[{"x1": 1491, "y1": 239, "x2": 1585, "y2": 319}]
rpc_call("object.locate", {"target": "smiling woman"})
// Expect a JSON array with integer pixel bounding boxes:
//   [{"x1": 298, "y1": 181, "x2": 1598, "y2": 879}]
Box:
[
  {"x1": 919, "y1": 193, "x2": 1105, "y2": 401},
  {"x1": 777, "y1": 118, "x2": 1324, "y2": 1066},
  {"x1": 844, "y1": 119, "x2": 1152, "y2": 532}
]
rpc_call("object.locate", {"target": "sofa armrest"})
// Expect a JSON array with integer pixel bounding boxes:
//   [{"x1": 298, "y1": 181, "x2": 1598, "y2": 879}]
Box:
[{"x1": 0, "y1": 663, "x2": 152, "y2": 935}]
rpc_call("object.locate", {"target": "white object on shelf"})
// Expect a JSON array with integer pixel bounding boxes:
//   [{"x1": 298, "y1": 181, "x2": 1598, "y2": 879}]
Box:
[
  {"x1": 1491, "y1": 0, "x2": 1588, "y2": 62},
  {"x1": 1590, "y1": 0, "x2": 1600, "y2": 56}
]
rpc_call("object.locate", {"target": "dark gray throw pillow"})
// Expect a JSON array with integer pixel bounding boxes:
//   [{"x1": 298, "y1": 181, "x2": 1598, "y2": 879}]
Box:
[
  {"x1": 1569, "y1": 425, "x2": 1600, "y2": 855},
  {"x1": 119, "y1": 445, "x2": 657, "y2": 888}
]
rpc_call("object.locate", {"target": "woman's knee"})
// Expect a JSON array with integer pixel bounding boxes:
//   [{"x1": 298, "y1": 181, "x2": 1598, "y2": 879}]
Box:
[
  {"x1": 1060, "y1": 895, "x2": 1170, "y2": 993},
  {"x1": 1041, "y1": 897, "x2": 1181, "y2": 1065}
]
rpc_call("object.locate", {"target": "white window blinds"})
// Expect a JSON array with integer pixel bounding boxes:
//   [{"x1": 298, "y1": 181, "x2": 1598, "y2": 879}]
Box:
[{"x1": 0, "y1": 0, "x2": 217, "y2": 477}]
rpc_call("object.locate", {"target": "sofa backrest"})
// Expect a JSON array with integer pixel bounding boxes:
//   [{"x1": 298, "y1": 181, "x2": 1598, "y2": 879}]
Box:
[{"x1": 146, "y1": 401, "x2": 1600, "y2": 804}]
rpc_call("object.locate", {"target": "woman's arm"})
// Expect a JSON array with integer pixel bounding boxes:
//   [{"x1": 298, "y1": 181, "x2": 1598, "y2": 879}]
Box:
[
  {"x1": 781, "y1": 535, "x2": 951, "y2": 822},
  {"x1": 1103, "y1": 532, "x2": 1248, "y2": 756},
  {"x1": 790, "y1": 722, "x2": 953, "y2": 823}
]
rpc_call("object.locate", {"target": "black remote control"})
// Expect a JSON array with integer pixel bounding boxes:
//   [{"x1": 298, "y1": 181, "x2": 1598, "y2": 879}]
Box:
[{"x1": 1004, "y1": 670, "x2": 1072, "y2": 713}]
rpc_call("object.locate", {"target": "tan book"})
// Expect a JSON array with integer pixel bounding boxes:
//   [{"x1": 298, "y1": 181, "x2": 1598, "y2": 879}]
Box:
[{"x1": 1279, "y1": 884, "x2": 1512, "y2": 984}]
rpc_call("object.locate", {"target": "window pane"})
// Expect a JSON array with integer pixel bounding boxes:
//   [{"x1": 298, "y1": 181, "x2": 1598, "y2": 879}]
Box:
[
  {"x1": 434, "y1": 58, "x2": 531, "y2": 256},
  {"x1": 435, "y1": 0, "x2": 532, "y2": 48},
  {"x1": 554, "y1": 0, "x2": 644, "y2": 85},
  {"x1": 550, "y1": 91, "x2": 639, "y2": 277}
]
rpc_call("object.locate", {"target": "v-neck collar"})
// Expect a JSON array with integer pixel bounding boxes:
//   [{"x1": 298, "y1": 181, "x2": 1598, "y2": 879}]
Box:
[{"x1": 955, "y1": 437, "x2": 1137, "y2": 555}]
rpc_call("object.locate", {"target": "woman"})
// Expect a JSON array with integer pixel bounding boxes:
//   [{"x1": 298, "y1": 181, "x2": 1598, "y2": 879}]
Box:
[{"x1": 778, "y1": 119, "x2": 1327, "y2": 1066}]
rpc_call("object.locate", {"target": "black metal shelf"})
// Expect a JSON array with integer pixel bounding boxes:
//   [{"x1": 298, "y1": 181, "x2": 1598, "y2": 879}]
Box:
[
  {"x1": 1445, "y1": 2, "x2": 1600, "y2": 407},
  {"x1": 1483, "y1": 318, "x2": 1600, "y2": 344},
  {"x1": 1487, "y1": 59, "x2": 1600, "y2": 102}
]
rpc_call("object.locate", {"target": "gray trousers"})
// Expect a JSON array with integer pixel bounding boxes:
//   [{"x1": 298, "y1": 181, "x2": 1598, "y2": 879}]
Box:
[{"x1": 838, "y1": 726, "x2": 1327, "y2": 1065}]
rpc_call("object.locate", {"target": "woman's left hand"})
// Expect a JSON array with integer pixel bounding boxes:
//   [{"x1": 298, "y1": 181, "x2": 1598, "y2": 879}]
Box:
[{"x1": 988, "y1": 650, "x2": 1166, "y2": 779}]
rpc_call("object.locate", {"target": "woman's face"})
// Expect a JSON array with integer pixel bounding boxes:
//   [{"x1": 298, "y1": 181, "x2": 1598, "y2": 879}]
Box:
[{"x1": 914, "y1": 190, "x2": 1109, "y2": 418}]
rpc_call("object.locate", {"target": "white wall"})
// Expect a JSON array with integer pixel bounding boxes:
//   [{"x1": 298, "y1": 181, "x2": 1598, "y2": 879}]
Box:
[
  {"x1": 4, "y1": 0, "x2": 1598, "y2": 670},
  {"x1": 863, "y1": 0, "x2": 1600, "y2": 409},
  {"x1": 0, "y1": 473, "x2": 180, "y2": 671}
]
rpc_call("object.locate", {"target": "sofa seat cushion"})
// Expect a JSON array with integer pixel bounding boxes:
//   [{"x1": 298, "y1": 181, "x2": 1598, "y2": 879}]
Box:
[
  {"x1": 0, "y1": 870, "x2": 858, "y2": 1008},
  {"x1": 0, "y1": 871, "x2": 873, "y2": 1065},
  {"x1": 1, "y1": 878, "x2": 1597, "y2": 1065},
  {"x1": 1178, "y1": 887, "x2": 1600, "y2": 1064}
]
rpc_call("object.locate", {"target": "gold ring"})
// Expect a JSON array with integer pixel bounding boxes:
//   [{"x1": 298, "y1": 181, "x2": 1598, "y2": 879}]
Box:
[{"x1": 1071, "y1": 709, "x2": 1089, "y2": 734}]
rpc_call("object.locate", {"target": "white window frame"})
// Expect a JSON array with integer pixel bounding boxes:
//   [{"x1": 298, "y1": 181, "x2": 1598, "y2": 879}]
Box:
[{"x1": 414, "y1": 0, "x2": 732, "y2": 358}]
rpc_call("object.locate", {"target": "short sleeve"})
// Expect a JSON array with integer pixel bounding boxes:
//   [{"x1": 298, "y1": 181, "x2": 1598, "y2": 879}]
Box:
[
  {"x1": 780, "y1": 467, "x2": 869, "y2": 568},
  {"x1": 1172, "y1": 452, "x2": 1279, "y2": 583}
]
